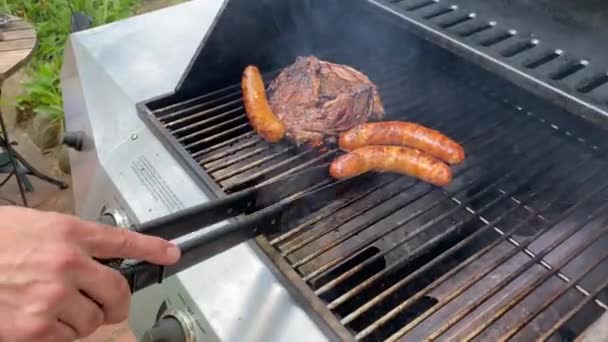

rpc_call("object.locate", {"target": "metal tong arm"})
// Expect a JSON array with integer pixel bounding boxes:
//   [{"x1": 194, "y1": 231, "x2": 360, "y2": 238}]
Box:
[
  {"x1": 116, "y1": 165, "x2": 362, "y2": 293},
  {"x1": 132, "y1": 187, "x2": 258, "y2": 241},
  {"x1": 118, "y1": 170, "x2": 368, "y2": 293},
  {"x1": 132, "y1": 164, "x2": 332, "y2": 240},
  {"x1": 119, "y1": 198, "x2": 284, "y2": 293}
]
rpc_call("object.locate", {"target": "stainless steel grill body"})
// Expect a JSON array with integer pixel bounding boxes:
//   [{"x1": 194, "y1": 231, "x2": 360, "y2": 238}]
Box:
[
  {"x1": 63, "y1": 0, "x2": 608, "y2": 341},
  {"x1": 61, "y1": 2, "x2": 329, "y2": 341}
]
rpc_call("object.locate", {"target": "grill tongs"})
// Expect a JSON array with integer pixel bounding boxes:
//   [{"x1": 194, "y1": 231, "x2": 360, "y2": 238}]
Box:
[{"x1": 115, "y1": 164, "x2": 365, "y2": 293}]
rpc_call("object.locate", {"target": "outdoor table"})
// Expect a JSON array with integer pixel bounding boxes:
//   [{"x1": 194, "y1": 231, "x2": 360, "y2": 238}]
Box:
[{"x1": 0, "y1": 15, "x2": 67, "y2": 206}]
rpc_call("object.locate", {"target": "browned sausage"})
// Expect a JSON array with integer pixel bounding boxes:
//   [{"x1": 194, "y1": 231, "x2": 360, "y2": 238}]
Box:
[
  {"x1": 241, "y1": 65, "x2": 286, "y2": 143},
  {"x1": 329, "y1": 145, "x2": 452, "y2": 187},
  {"x1": 338, "y1": 121, "x2": 465, "y2": 164}
]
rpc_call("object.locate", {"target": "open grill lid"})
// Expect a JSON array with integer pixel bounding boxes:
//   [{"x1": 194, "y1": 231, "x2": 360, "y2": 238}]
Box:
[
  {"x1": 163, "y1": 0, "x2": 608, "y2": 131},
  {"x1": 171, "y1": 0, "x2": 345, "y2": 101}
]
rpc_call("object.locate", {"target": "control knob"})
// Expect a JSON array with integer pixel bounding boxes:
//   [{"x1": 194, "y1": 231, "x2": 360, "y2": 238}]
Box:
[
  {"x1": 62, "y1": 131, "x2": 85, "y2": 151},
  {"x1": 97, "y1": 208, "x2": 131, "y2": 268},
  {"x1": 142, "y1": 310, "x2": 197, "y2": 342},
  {"x1": 98, "y1": 212, "x2": 117, "y2": 226},
  {"x1": 99, "y1": 208, "x2": 131, "y2": 229}
]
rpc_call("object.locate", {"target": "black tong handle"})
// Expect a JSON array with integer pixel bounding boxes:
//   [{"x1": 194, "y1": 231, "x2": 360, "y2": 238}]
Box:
[
  {"x1": 119, "y1": 206, "x2": 280, "y2": 293},
  {"x1": 131, "y1": 164, "x2": 332, "y2": 240},
  {"x1": 113, "y1": 165, "x2": 333, "y2": 292},
  {"x1": 116, "y1": 186, "x2": 281, "y2": 293},
  {"x1": 114, "y1": 166, "x2": 367, "y2": 293},
  {"x1": 133, "y1": 189, "x2": 256, "y2": 240}
]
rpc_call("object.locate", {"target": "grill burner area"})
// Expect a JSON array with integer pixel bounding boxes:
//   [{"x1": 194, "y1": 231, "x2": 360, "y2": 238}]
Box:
[
  {"x1": 139, "y1": 46, "x2": 608, "y2": 340},
  {"x1": 133, "y1": 0, "x2": 608, "y2": 339}
]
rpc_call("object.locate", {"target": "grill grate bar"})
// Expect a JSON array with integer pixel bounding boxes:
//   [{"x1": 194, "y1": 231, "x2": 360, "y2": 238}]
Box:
[
  {"x1": 213, "y1": 146, "x2": 295, "y2": 182},
  {"x1": 204, "y1": 77, "x2": 432, "y2": 180},
  {"x1": 288, "y1": 178, "x2": 420, "y2": 259},
  {"x1": 273, "y1": 74, "x2": 518, "y2": 251},
  {"x1": 172, "y1": 107, "x2": 243, "y2": 135},
  {"x1": 272, "y1": 112, "x2": 512, "y2": 249},
  {"x1": 280, "y1": 98, "x2": 513, "y2": 258},
  {"x1": 538, "y1": 278, "x2": 608, "y2": 341},
  {"x1": 383, "y1": 181, "x2": 608, "y2": 341},
  {"x1": 254, "y1": 155, "x2": 332, "y2": 188},
  {"x1": 161, "y1": 92, "x2": 243, "y2": 125},
  {"x1": 269, "y1": 175, "x2": 402, "y2": 245},
  {"x1": 325, "y1": 151, "x2": 560, "y2": 310},
  {"x1": 288, "y1": 122, "x2": 536, "y2": 265},
  {"x1": 488, "y1": 222, "x2": 608, "y2": 311},
  {"x1": 155, "y1": 83, "x2": 241, "y2": 117},
  {"x1": 497, "y1": 239, "x2": 608, "y2": 341},
  {"x1": 486, "y1": 169, "x2": 608, "y2": 311},
  {"x1": 462, "y1": 212, "x2": 608, "y2": 340},
  {"x1": 423, "y1": 196, "x2": 608, "y2": 341},
  {"x1": 387, "y1": 182, "x2": 608, "y2": 341},
  {"x1": 206, "y1": 145, "x2": 273, "y2": 173},
  {"x1": 204, "y1": 65, "x2": 473, "y2": 191},
  {"x1": 184, "y1": 59, "x2": 441, "y2": 166},
  {"x1": 298, "y1": 153, "x2": 522, "y2": 272},
  {"x1": 155, "y1": 67, "x2": 288, "y2": 119},
  {"x1": 177, "y1": 114, "x2": 247, "y2": 143},
  {"x1": 313, "y1": 129, "x2": 560, "y2": 295},
  {"x1": 223, "y1": 149, "x2": 335, "y2": 193},
  {"x1": 193, "y1": 132, "x2": 257, "y2": 160},
  {"x1": 350, "y1": 154, "x2": 599, "y2": 339},
  {"x1": 300, "y1": 128, "x2": 533, "y2": 282},
  {"x1": 165, "y1": 98, "x2": 243, "y2": 129},
  {"x1": 469, "y1": 99, "x2": 608, "y2": 306},
  {"x1": 184, "y1": 122, "x2": 250, "y2": 151}
]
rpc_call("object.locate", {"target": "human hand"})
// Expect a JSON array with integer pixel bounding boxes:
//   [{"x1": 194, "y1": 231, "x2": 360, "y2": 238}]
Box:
[{"x1": 0, "y1": 206, "x2": 181, "y2": 342}]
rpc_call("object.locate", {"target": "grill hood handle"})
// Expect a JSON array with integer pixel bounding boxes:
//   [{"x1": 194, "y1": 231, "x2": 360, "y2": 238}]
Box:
[{"x1": 116, "y1": 165, "x2": 369, "y2": 293}]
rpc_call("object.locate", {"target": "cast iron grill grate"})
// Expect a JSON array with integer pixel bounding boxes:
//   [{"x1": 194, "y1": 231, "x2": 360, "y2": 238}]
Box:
[{"x1": 139, "y1": 52, "x2": 608, "y2": 340}]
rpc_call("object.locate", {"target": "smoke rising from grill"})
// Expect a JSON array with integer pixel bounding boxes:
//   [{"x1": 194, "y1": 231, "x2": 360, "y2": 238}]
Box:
[
  {"x1": 179, "y1": 0, "x2": 429, "y2": 97},
  {"x1": 263, "y1": 0, "x2": 425, "y2": 72}
]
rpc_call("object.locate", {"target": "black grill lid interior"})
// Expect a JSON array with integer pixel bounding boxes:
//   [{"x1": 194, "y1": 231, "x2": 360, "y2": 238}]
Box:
[
  {"x1": 453, "y1": 0, "x2": 608, "y2": 59},
  {"x1": 154, "y1": 0, "x2": 608, "y2": 131},
  {"x1": 171, "y1": 0, "x2": 364, "y2": 101},
  {"x1": 154, "y1": 0, "x2": 449, "y2": 108}
]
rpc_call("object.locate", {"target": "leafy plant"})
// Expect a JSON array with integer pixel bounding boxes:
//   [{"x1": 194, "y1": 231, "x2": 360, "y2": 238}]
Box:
[{"x1": 1, "y1": 0, "x2": 142, "y2": 127}]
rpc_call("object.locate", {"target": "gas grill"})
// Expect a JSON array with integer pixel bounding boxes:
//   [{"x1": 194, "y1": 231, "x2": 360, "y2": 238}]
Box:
[{"x1": 62, "y1": 0, "x2": 608, "y2": 341}]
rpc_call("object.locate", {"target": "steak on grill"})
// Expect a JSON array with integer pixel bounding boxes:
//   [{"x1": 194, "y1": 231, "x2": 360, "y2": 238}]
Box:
[{"x1": 267, "y1": 56, "x2": 385, "y2": 145}]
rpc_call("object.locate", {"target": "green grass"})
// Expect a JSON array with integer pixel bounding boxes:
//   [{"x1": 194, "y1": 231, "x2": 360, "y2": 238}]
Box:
[{"x1": 2, "y1": 0, "x2": 143, "y2": 127}]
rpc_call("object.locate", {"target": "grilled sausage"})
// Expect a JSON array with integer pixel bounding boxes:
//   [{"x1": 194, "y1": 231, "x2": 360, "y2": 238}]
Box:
[
  {"x1": 338, "y1": 121, "x2": 465, "y2": 164},
  {"x1": 329, "y1": 145, "x2": 452, "y2": 187},
  {"x1": 242, "y1": 65, "x2": 286, "y2": 143}
]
